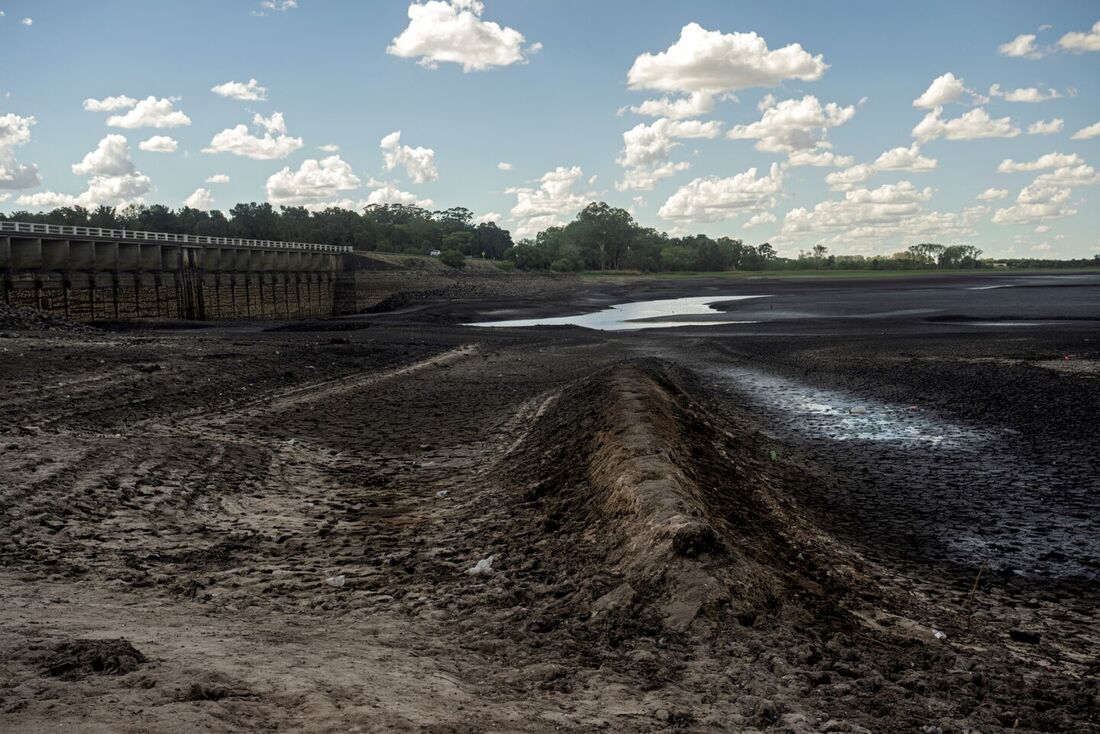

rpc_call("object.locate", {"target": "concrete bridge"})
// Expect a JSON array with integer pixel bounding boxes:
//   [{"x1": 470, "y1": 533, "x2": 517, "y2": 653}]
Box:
[{"x1": 0, "y1": 221, "x2": 352, "y2": 321}]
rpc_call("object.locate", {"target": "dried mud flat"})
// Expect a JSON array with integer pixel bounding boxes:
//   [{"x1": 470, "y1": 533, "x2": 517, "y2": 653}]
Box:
[{"x1": 0, "y1": 275, "x2": 1098, "y2": 733}]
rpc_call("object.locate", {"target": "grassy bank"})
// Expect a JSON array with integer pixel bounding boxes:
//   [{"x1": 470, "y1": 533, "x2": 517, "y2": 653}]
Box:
[{"x1": 579, "y1": 266, "x2": 1100, "y2": 281}]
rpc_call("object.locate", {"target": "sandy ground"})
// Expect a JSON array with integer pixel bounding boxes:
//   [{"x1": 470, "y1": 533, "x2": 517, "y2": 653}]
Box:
[{"x1": 0, "y1": 272, "x2": 1098, "y2": 733}]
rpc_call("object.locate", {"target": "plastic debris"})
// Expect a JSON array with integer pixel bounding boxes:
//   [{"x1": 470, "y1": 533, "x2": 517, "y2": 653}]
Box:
[
  {"x1": 849, "y1": 406, "x2": 868, "y2": 415},
  {"x1": 932, "y1": 629, "x2": 947, "y2": 641},
  {"x1": 436, "y1": 490, "x2": 449, "y2": 498},
  {"x1": 324, "y1": 575, "x2": 346, "y2": 588},
  {"x1": 769, "y1": 449, "x2": 778, "y2": 462},
  {"x1": 466, "y1": 555, "x2": 495, "y2": 576}
]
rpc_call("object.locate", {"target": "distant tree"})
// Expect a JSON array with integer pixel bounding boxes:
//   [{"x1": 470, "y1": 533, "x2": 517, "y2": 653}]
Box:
[{"x1": 438, "y1": 249, "x2": 466, "y2": 268}]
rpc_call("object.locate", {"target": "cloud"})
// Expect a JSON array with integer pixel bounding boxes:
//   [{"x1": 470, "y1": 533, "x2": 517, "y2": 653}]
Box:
[
  {"x1": 1058, "y1": 21, "x2": 1100, "y2": 52},
  {"x1": 20, "y1": 17, "x2": 31, "y2": 26},
  {"x1": 138, "y1": 135, "x2": 178, "y2": 153},
  {"x1": 616, "y1": 117, "x2": 722, "y2": 191},
  {"x1": 781, "y1": 181, "x2": 984, "y2": 249},
  {"x1": 977, "y1": 188, "x2": 1010, "y2": 201},
  {"x1": 912, "y1": 106, "x2": 1020, "y2": 142},
  {"x1": 912, "y1": 72, "x2": 976, "y2": 108},
  {"x1": 992, "y1": 183, "x2": 1076, "y2": 225},
  {"x1": 106, "y1": 96, "x2": 191, "y2": 129},
  {"x1": 474, "y1": 212, "x2": 501, "y2": 224},
  {"x1": 72, "y1": 134, "x2": 135, "y2": 176},
  {"x1": 380, "y1": 130, "x2": 438, "y2": 183},
  {"x1": 184, "y1": 188, "x2": 215, "y2": 209},
  {"x1": 318, "y1": 144, "x2": 340, "y2": 153},
  {"x1": 988, "y1": 84, "x2": 1061, "y2": 103},
  {"x1": 0, "y1": 112, "x2": 42, "y2": 190},
  {"x1": 204, "y1": 112, "x2": 303, "y2": 159},
  {"x1": 363, "y1": 184, "x2": 433, "y2": 208},
  {"x1": 745, "y1": 211, "x2": 778, "y2": 228},
  {"x1": 259, "y1": 0, "x2": 297, "y2": 10},
  {"x1": 17, "y1": 134, "x2": 151, "y2": 209},
  {"x1": 825, "y1": 143, "x2": 937, "y2": 191},
  {"x1": 628, "y1": 92, "x2": 716, "y2": 120},
  {"x1": 265, "y1": 155, "x2": 362, "y2": 206},
  {"x1": 211, "y1": 78, "x2": 268, "y2": 101},
  {"x1": 253, "y1": 111, "x2": 287, "y2": 134},
  {"x1": 992, "y1": 155, "x2": 1098, "y2": 226},
  {"x1": 83, "y1": 95, "x2": 138, "y2": 112},
  {"x1": 727, "y1": 94, "x2": 855, "y2": 164},
  {"x1": 387, "y1": 0, "x2": 537, "y2": 72},
  {"x1": 997, "y1": 152, "x2": 1082, "y2": 173},
  {"x1": 1027, "y1": 118, "x2": 1064, "y2": 135},
  {"x1": 1071, "y1": 121, "x2": 1100, "y2": 140},
  {"x1": 508, "y1": 165, "x2": 593, "y2": 237},
  {"x1": 497, "y1": 161, "x2": 513, "y2": 171},
  {"x1": 205, "y1": 173, "x2": 230, "y2": 183},
  {"x1": 657, "y1": 163, "x2": 784, "y2": 223},
  {"x1": 999, "y1": 33, "x2": 1042, "y2": 59},
  {"x1": 627, "y1": 23, "x2": 826, "y2": 96}
]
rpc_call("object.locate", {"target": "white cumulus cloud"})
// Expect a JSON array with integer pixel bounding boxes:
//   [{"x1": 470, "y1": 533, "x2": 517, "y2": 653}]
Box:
[
  {"x1": 497, "y1": 161, "x2": 513, "y2": 171},
  {"x1": 363, "y1": 184, "x2": 434, "y2": 208},
  {"x1": 1058, "y1": 21, "x2": 1100, "y2": 52},
  {"x1": 616, "y1": 117, "x2": 722, "y2": 191},
  {"x1": 977, "y1": 188, "x2": 1009, "y2": 201},
  {"x1": 83, "y1": 95, "x2": 138, "y2": 112},
  {"x1": 1071, "y1": 121, "x2": 1100, "y2": 140},
  {"x1": 138, "y1": 135, "x2": 178, "y2": 153},
  {"x1": 106, "y1": 96, "x2": 191, "y2": 129},
  {"x1": 913, "y1": 72, "x2": 974, "y2": 109},
  {"x1": 204, "y1": 112, "x2": 303, "y2": 159},
  {"x1": 999, "y1": 33, "x2": 1043, "y2": 59},
  {"x1": 211, "y1": 78, "x2": 268, "y2": 101},
  {"x1": 657, "y1": 163, "x2": 784, "y2": 223},
  {"x1": 0, "y1": 112, "x2": 42, "y2": 189},
  {"x1": 727, "y1": 94, "x2": 855, "y2": 165},
  {"x1": 1027, "y1": 118, "x2": 1064, "y2": 135},
  {"x1": 266, "y1": 155, "x2": 362, "y2": 206},
  {"x1": 826, "y1": 143, "x2": 937, "y2": 191},
  {"x1": 205, "y1": 173, "x2": 230, "y2": 183},
  {"x1": 912, "y1": 107, "x2": 1020, "y2": 142},
  {"x1": 629, "y1": 92, "x2": 716, "y2": 120},
  {"x1": 627, "y1": 23, "x2": 827, "y2": 96},
  {"x1": 508, "y1": 165, "x2": 593, "y2": 237},
  {"x1": 17, "y1": 134, "x2": 150, "y2": 209},
  {"x1": 988, "y1": 84, "x2": 1061, "y2": 103},
  {"x1": 997, "y1": 152, "x2": 1082, "y2": 173},
  {"x1": 380, "y1": 130, "x2": 438, "y2": 183},
  {"x1": 184, "y1": 188, "x2": 215, "y2": 209},
  {"x1": 387, "y1": 0, "x2": 538, "y2": 72}
]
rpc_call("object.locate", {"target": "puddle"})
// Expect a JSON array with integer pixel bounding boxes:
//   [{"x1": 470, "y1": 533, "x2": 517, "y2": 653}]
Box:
[
  {"x1": 466, "y1": 295, "x2": 767, "y2": 331},
  {"x1": 716, "y1": 365, "x2": 989, "y2": 448}
]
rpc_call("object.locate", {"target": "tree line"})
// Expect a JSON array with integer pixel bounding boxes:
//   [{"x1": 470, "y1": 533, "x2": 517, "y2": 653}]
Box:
[
  {"x1": 2, "y1": 201, "x2": 1095, "y2": 272},
  {"x1": 0, "y1": 202, "x2": 514, "y2": 260}
]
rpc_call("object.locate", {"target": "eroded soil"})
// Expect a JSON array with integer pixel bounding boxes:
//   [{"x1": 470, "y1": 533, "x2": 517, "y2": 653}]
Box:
[{"x1": 0, "y1": 273, "x2": 1098, "y2": 733}]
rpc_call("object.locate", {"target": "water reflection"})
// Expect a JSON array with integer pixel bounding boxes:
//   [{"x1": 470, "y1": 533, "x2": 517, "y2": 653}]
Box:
[{"x1": 467, "y1": 295, "x2": 767, "y2": 331}]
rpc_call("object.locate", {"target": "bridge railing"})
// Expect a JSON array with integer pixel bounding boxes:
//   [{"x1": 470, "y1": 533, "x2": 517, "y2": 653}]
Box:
[{"x1": 0, "y1": 221, "x2": 351, "y2": 253}]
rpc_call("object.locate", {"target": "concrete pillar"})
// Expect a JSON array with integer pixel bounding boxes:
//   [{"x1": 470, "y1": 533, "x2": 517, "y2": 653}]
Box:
[
  {"x1": 0, "y1": 236, "x2": 10, "y2": 270},
  {"x1": 140, "y1": 243, "x2": 161, "y2": 271},
  {"x1": 206, "y1": 247, "x2": 223, "y2": 272},
  {"x1": 42, "y1": 239, "x2": 69, "y2": 271},
  {"x1": 70, "y1": 240, "x2": 95, "y2": 271},
  {"x1": 96, "y1": 241, "x2": 119, "y2": 271},
  {"x1": 10, "y1": 237, "x2": 42, "y2": 271},
  {"x1": 118, "y1": 243, "x2": 141, "y2": 271}
]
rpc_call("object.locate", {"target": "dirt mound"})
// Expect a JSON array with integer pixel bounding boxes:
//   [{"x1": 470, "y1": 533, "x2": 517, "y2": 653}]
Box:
[
  {"x1": 0, "y1": 303, "x2": 99, "y2": 333},
  {"x1": 38, "y1": 638, "x2": 147, "y2": 680},
  {"x1": 505, "y1": 360, "x2": 849, "y2": 636}
]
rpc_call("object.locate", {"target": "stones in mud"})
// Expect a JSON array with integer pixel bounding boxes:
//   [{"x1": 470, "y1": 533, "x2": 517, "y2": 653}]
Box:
[
  {"x1": 590, "y1": 582, "x2": 636, "y2": 618},
  {"x1": 671, "y1": 521, "x2": 717, "y2": 558},
  {"x1": 40, "y1": 638, "x2": 146, "y2": 680}
]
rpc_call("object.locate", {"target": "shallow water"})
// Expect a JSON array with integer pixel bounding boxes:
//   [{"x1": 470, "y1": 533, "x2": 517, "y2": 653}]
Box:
[
  {"x1": 467, "y1": 295, "x2": 767, "y2": 331},
  {"x1": 716, "y1": 365, "x2": 989, "y2": 447}
]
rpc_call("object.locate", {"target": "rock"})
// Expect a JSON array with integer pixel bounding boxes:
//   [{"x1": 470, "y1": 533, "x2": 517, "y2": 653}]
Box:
[
  {"x1": 671, "y1": 521, "x2": 717, "y2": 558},
  {"x1": 591, "y1": 582, "x2": 635, "y2": 617},
  {"x1": 1009, "y1": 628, "x2": 1041, "y2": 644}
]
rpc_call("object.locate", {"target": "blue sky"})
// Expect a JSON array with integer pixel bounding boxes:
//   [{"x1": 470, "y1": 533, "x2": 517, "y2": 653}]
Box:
[{"x1": 1, "y1": 1, "x2": 1099, "y2": 257}]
